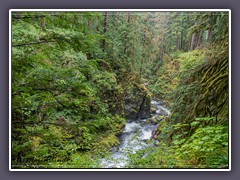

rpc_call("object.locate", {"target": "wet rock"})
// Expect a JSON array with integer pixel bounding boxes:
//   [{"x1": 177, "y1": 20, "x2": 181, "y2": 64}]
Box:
[
  {"x1": 146, "y1": 115, "x2": 164, "y2": 125},
  {"x1": 154, "y1": 140, "x2": 160, "y2": 146},
  {"x1": 153, "y1": 134, "x2": 157, "y2": 140},
  {"x1": 146, "y1": 118, "x2": 158, "y2": 125},
  {"x1": 124, "y1": 106, "x2": 138, "y2": 119},
  {"x1": 150, "y1": 107, "x2": 157, "y2": 113},
  {"x1": 156, "y1": 115, "x2": 164, "y2": 121},
  {"x1": 110, "y1": 146, "x2": 119, "y2": 152},
  {"x1": 151, "y1": 130, "x2": 158, "y2": 140},
  {"x1": 156, "y1": 108, "x2": 168, "y2": 116},
  {"x1": 123, "y1": 83, "x2": 151, "y2": 120}
]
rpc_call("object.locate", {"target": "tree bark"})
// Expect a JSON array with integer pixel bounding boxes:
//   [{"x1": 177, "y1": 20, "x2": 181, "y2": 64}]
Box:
[
  {"x1": 102, "y1": 12, "x2": 108, "y2": 52},
  {"x1": 126, "y1": 12, "x2": 130, "y2": 23},
  {"x1": 124, "y1": 12, "x2": 130, "y2": 54},
  {"x1": 140, "y1": 31, "x2": 146, "y2": 76},
  {"x1": 175, "y1": 30, "x2": 179, "y2": 50},
  {"x1": 190, "y1": 32, "x2": 196, "y2": 50},
  {"x1": 197, "y1": 30, "x2": 203, "y2": 47},
  {"x1": 206, "y1": 29, "x2": 211, "y2": 42},
  {"x1": 153, "y1": 30, "x2": 165, "y2": 73},
  {"x1": 160, "y1": 30, "x2": 165, "y2": 62},
  {"x1": 180, "y1": 29, "x2": 184, "y2": 50}
]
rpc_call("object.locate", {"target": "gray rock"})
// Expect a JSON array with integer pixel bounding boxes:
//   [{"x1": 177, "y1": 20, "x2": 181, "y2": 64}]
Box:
[
  {"x1": 150, "y1": 107, "x2": 157, "y2": 113},
  {"x1": 123, "y1": 84, "x2": 151, "y2": 120}
]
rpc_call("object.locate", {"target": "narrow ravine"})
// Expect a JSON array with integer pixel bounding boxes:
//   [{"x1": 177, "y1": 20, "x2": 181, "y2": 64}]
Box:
[{"x1": 100, "y1": 100, "x2": 170, "y2": 168}]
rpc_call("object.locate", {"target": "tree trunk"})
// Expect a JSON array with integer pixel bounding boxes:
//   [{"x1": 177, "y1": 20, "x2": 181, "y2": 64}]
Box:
[
  {"x1": 175, "y1": 29, "x2": 180, "y2": 51},
  {"x1": 124, "y1": 12, "x2": 130, "y2": 54},
  {"x1": 160, "y1": 30, "x2": 165, "y2": 62},
  {"x1": 153, "y1": 30, "x2": 165, "y2": 73},
  {"x1": 140, "y1": 32, "x2": 146, "y2": 77},
  {"x1": 102, "y1": 12, "x2": 108, "y2": 52},
  {"x1": 206, "y1": 29, "x2": 211, "y2": 42},
  {"x1": 103, "y1": 12, "x2": 108, "y2": 33},
  {"x1": 180, "y1": 29, "x2": 184, "y2": 50},
  {"x1": 126, "y1": 12, "x2": 130, "y2": 23},
  {"x1": 190, "y1": 32, "x2": 196, "y2": 50},
  {"x1": 197, "y1": 30, "x2": 203, "y2": 47}
]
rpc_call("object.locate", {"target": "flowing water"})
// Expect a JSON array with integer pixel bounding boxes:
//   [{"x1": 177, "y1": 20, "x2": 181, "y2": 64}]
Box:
[{"x1": 100, "y1": 100, "x2": 170, "y2": 168}]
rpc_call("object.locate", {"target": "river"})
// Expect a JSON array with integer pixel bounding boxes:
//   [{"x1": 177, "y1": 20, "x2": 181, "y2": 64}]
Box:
[{"x1": 100, "y1": 100, "x2": 170, "y2": 168}]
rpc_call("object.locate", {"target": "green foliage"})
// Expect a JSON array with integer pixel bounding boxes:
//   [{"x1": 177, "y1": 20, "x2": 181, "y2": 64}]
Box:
[
  {"x1": 178, "y1": 50, "x2": 205, "y2": 73},
  {"x1": 127, "y1": 142, "x2": 184, "y2": 168},
  {"x1": 148, "y1": 54, "x2": 179, "y2": 97},
  {"x1": 146, "y1": 12, "x2": 229, "y2": 169},
  {"x1": 11, "y1": 11, "x2": 229, "y2": 169},
  {"x1": 128, "y1": 124, "x2": 228, "y2": 168},
  {"x1": 11, "y1": 11, "x2": 128, "y2": 168},
  {"x1": 176, "y1": 126, "x2": 228, "y2": 168},
  {"x1": 127, "y1": 122, "x2": 228, "y2": 168}
]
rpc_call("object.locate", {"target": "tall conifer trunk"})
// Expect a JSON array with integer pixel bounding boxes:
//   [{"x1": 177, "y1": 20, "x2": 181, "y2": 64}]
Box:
[{"x1": 102, "y1": 12, "x2": 108, "y2": 52}]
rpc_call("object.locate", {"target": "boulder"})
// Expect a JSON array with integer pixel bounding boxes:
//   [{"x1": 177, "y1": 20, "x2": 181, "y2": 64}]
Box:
[
  {"x1": 150, "y1": 107, "x2": 157, "y2": 113},
  {"x1": 123, "y1": 83, "x2": 151, "y2": 120},
  {"x1": 146, "y1": 115, "x2": 164, "y2": 125},
  {"x1": 150, "y1": 129, "x2": 158, "y2": 140},
  {"x1": 146, "y1": 118, "x2": 158, "y2": 125},
  {"x1": 156, "y1": 115, "x2": 164, "y2": 121},
  {"x1": 156, "y1": 108, "x2": 168, "y2": 116}
]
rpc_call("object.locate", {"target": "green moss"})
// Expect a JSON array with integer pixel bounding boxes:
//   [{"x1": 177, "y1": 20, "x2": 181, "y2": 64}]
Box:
[
  {"x1": 91, "y1": 133, "x2": 120, "y2": 155},
  {"x1": 146, "y1": 118, "x2": 158, "y2": 125},
  {"x1": 130, "y1": 108, "x2": 138, "y2": 114},
  {"x1": 150, "y1": 107, "x2": 157, "y2": 113}
]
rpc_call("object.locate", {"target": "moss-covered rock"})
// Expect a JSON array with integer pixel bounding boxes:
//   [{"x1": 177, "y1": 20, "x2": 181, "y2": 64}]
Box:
[
  {"x1": 146, "y1": 115, "x2": 164, "y2": 125},
  {"x1": 147, "y1": 118, "x2": 158, "y2": 125},
  {"x1": 123, "y1": 83, "x2": 151, "y2": 120},
  {"x1": 91, "y1": 133, "x2": 120, "y2": 155},
  {"x1": 151, "y1": 107, "x2": 157, "y2": 113}
]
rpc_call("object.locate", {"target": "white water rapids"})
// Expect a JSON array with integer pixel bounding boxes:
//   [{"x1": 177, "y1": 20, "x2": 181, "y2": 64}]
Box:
[{"x1": 100, "y1": 100, "x2": 170, "y2": 168}]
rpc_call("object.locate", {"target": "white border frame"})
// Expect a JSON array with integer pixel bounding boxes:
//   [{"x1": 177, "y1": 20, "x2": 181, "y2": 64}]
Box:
[{"x1": 9, "y1": 9, "x2": 231, "y2": 171}]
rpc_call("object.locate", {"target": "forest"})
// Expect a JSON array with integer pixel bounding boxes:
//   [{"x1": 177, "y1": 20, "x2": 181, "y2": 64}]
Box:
[{"x1": 11, "y1": 11, "x2": 229, "y2": 169}]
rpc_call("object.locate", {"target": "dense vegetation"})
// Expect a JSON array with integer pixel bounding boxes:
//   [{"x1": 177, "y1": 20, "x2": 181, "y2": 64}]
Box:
[{"x1": 11, "y1": 11, "x2": 229, "y2": 169}]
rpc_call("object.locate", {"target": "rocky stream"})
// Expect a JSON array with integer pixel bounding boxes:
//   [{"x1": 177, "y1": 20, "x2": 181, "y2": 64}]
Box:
[{"x1": 100, "y1": 100, "x2": 170, "y2": 168}]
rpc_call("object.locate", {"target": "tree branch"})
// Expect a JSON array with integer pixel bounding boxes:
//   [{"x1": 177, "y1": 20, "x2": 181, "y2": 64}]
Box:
[
  {"x1": 12, "y1": 40, "x2": 56, "y2": 47},
  {"x1": 49, "y1": 91, "x2": 67, "y2": 108},
  {"x1": 12, "y1": 14, "x2": 60, "y2": 20}
]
